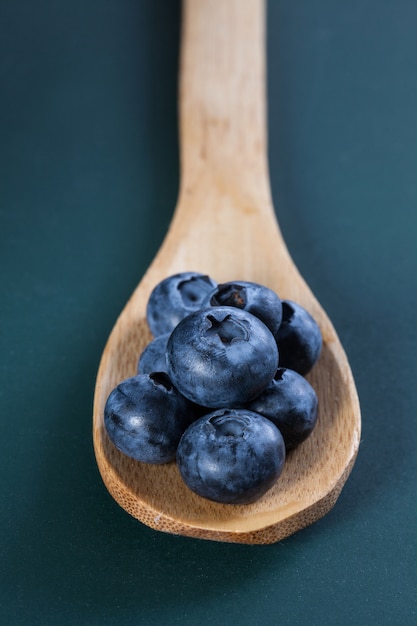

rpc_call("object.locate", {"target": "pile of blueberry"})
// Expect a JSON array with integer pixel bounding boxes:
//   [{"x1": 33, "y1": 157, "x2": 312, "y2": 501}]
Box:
[{"x1": 104, "y1": 272, "x2": 322, "y2": 505}]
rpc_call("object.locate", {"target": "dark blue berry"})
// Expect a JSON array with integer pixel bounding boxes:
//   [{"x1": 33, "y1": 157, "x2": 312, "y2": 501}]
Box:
[
  {"x1": 176, "y1": 408, "x2": 286, "y2": 504},
  {"x1": 146, "y1": 272, "x2": 217, "y2": 336},
  {"x1": 203, "y1": 280, "x2": 282, "y2": 337},
  {"x1": 276, "y1": 300, "x2": 322, "y2": 375},
  {"x1": 246, "y1": 368, "x2": 318, "y2": 450},
  {"x1": 104, "y1": 372, "x2": 193, "y2": 464},
  {"x1": 137, "y1": 333, "x2": 170, "y2": 375},
  {"x1": 166, "y1": 306, "x2": 279, "y2": 407}
]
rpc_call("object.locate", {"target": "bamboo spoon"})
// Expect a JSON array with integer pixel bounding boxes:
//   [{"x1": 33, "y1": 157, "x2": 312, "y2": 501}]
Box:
[{"x1": 93, "y1": 0, "x2": 361, "y2": 544}]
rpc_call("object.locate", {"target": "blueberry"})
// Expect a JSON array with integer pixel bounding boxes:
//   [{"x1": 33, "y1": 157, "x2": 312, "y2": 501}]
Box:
[
  {"x1": 275, "y1": 300, "x2": 322, "y2": 375},
  {"x1": 176, "y1": 408, "x2": 286, "y2": 504},
  {"x1": 246, "y1": 368, "x2": 318, "y2": 450},
  {"x1": 146, "y1": 272, "x2": 217, "y2": 336},
  {"x1": 166, "y1": 306, "x2": 279, "y2": 407},
  {"x1": 203, "y1": 280, "x2": 283, "y2": 337},
  {"x1": 104, "y1": 372, "x2": 193, "y2": 464},
  {"x1": 137, "y1": 333, "x2": 170, "y2": 375}
]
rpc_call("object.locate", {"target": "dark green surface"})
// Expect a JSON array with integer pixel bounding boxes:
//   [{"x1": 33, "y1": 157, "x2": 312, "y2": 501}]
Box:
[{"x1": 1, "y1": 1, "x2": 417, "y2": 624}]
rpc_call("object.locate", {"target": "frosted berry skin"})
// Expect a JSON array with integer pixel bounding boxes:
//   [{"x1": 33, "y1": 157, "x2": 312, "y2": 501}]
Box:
[
  {"x1": 276, "y1": 300, "x2": 322, "y2": 375},
  {"x1": 246, "y1": 368, "x2": 318, "y2": 450},
  {"x1": 166, "y1": 306, "x2": 279, "y2": 408},
  {"x1": 203, "y1": 280, "x2": 283, "y2": 338},
  {"x1": 137, "y1": 333, "x2": 170, "y2": 375},
  {"x1": 176, "y1": 408, "x2": 286, "y2": 504},
  {"x1": 104, "y1": 373, "x2": 193, "y2": 464},
  {"x1": 146, "y1": 272, "x2": 217, "y2": 336}
]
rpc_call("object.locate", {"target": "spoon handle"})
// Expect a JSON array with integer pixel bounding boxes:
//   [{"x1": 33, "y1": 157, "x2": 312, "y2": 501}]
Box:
[
  {"x1": 179, "y1": 0, "x2": 270, "y2": 203},
  {"x1": 145, "y1": 0, "x2": 288, "y2": 289}
]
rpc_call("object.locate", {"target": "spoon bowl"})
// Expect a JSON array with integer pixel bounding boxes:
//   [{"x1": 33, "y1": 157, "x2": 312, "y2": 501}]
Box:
[{"x1": 93, "y1": 0, "x2": 361, "y2": 544}]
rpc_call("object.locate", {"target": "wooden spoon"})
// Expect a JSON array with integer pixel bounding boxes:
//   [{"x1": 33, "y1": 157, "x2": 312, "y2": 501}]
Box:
[{"x1": 93, "y1": 0, "x2": 361, "y2": 544}]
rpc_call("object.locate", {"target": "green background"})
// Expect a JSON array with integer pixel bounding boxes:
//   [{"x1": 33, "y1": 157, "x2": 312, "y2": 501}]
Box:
[{"x1": 1, "y1": 0, "x2": 417, "y2": 624}]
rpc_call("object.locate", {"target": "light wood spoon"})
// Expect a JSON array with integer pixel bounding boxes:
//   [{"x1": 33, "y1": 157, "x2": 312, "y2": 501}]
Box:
[{"x1": 93, "y1": 0, "x2": 361, "y2": 544}]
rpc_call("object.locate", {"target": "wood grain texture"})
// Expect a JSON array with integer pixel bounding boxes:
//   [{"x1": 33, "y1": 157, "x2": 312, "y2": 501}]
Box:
[{"x1": 93, "y1": 0, "x2": 361, "y2": 544}]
